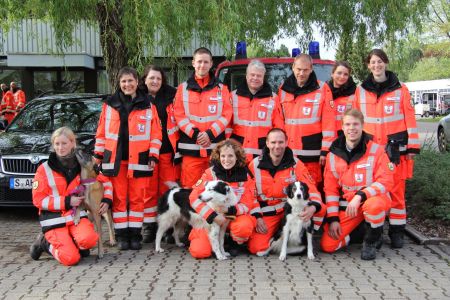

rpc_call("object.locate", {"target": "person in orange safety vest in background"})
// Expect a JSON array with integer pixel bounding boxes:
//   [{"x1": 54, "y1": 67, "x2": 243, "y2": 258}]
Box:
[
  {"x1": 10, "y1": 81, "x2": 26, "y2": 116},
  {"x1": 1, "y1": 85, "x2": 15, "y2": 125},
  {"x1": 94, "y1": 67, "x2": 162, "y2": 251},
  {"x1": 140, "y1": 65, "x2": 181, "y2": 243},
  {"x1": 323, "y1": 61, "x2": 356, "y2": 137},
  {"x1": 30, "y1": 127, "x2": 113, "y2": 266},
  {"x1": 247, "y1": 128, "x2": 326, "y2": 256},
  {"x1": 321, "y1": 109, "x2": 395, "y2": 260},
  {"x1": 350, "y1": 49, "x2": 420, "y2": 249},
  {"x1": 188, "y1": 139, "x2": 257, "y2": 258},
  {"x1": 173, "y1": 47, "x2": 232, "y2": 188},
  {"x1": 278, "y1": 54, "x2": 336, "y2": 186},
  {"x1": 227, "y1": 59, "x2": 284, "y2": 162}
]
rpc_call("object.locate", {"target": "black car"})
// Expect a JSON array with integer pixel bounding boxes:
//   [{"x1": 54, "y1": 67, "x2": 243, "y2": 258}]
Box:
[{"x1": 0, "y1": 94, "x2": 104, "y2": 206}]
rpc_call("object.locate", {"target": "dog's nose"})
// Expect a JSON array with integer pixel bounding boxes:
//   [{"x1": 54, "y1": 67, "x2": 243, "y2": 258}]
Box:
[{"x1": 296, "y1": 194, "x2": 301, "y2": 199}]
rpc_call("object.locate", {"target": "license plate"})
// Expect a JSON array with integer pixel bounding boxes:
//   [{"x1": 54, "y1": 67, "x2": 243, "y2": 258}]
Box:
[{"x1": 9, "y1": 178, "x2": 33, "y2": 189}]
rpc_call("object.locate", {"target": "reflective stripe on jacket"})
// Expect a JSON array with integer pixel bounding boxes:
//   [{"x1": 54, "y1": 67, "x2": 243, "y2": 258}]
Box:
[{"x1": 278, "y1": 81, "x2": 336, "y2": 162}]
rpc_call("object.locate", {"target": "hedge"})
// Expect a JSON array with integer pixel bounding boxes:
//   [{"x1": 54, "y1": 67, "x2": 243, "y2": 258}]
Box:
[{"x1": 406, "y1": 149, "x2": 450, "y2": 221}]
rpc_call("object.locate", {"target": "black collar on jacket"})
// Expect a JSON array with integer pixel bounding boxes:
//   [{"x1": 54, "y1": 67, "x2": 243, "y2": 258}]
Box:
[
  {"x1": 329, "y1": 132, "x2": 371, "y2": 164},
  {"x1": 361, "y1": 70, "x2": 401, "y2": 98},
  {"x1": 281, "y1": 71, "x2": 320, "y2": 96},
  {"x1": 103, "y1": 88, "x2": 151, "y2": 110},
  {"x1": 186, "y1": 71, "x2": 221, "y2": 92},
  {"x1": 211, "y1": 162, "x2": 249, "y2": 182},
  {"x1": 257, "y1": 146, "x2": 296, "y2": 177},
  {"x1": 326, "y1": 77, "x2": 356, "y2": 99},
  {"x1": 150, "y1": 84, "x2": 177, "y2": 106},
  {"x1": 235, "y1": 81, "x2": 273, "y2": 99},
  {"x1": 47, "y1": 152, "x2": 81, "y2": 185}
]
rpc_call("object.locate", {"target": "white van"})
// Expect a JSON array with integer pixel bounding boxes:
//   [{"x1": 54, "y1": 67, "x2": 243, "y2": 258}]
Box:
[{"x1": 405, "y1": 79, "x2": 450, "y2": 117}]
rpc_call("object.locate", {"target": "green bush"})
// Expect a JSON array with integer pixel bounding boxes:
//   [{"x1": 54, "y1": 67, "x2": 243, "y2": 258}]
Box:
[{"x1": 406, "y1": 149, "x2": 450, "y2": 221}]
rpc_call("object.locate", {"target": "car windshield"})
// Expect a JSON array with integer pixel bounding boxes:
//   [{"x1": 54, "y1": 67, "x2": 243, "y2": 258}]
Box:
[
  {"x1": 8, "y1": 98, "x2": 102, "y2": 133},
  {"x1": 218, "y1": 63, "x2": 333, "y2": 91}
]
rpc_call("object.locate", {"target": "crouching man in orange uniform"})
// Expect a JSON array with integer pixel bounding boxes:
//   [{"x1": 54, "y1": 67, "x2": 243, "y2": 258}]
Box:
[
  {"x1": 247, "y1": 128, "x2": 326, "y2": 255},
  {"x1": 320, "y1": 109, "x2": 395, "y2": 260}
]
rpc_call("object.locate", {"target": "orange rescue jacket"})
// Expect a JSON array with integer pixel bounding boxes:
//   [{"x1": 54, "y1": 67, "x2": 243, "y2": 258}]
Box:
[
  {"x1": 13, "y1": 89, "x2": 26, "y2": 113},
  {"x1": 189, "y1": 166, "x2": 256, "y2": 224},
  {"x1": 278, "y1": 72, "x2": 335, "y2": 162},
  {"x1": 33, "y1": 156, "x2": 113, "y2": 233},
  {"x1": 174, "y1": 73, "x2": 232, "y2": 157},
  {"x1": 324, "y1": 134, "x2": 395, "y2": 223},
  {"x1": 323, "y1": 80, "x2": 356, "y2": 136},
  {"x1": 228, "y1": 82, "x2": 284, "y2": 161},
  {"x1": 94, "y1": 90, "x2": 162, "y2": 177}
]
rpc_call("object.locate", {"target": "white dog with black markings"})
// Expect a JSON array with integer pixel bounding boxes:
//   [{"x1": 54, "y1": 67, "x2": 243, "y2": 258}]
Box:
[
  {"x1": 155, "y1": 180, "x2": 238, "y2": 260},
  {"x1": 257, "y1": 181, "x2": 315, "y2": 261}
]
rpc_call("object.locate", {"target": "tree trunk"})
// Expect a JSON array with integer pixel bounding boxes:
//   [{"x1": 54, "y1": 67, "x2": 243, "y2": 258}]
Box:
[{"x1": 96, "y1": 1, "x2": 128, "y2": 93}]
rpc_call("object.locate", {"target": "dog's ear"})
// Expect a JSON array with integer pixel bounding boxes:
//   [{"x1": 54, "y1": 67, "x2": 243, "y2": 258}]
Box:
[
  {"x1": 301, "y1": 182, "x2": 309, "y2": 200},
  {"x1": 285, "y1": 183, "x2": 295, "y2": 199},
  {"x1": 216, "y1": 181, "x2": 229, "y2": 195}
]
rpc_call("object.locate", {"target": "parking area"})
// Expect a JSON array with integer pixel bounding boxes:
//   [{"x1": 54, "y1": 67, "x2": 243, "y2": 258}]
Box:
[{"x1": 0, "y1": 208, "x2": 449, "y2": 300}]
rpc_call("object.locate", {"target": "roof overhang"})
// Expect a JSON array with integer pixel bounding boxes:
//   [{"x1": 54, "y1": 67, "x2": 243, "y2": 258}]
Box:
[{"x1": 6, "y1": 54, "x2": 95, "y2": 69}]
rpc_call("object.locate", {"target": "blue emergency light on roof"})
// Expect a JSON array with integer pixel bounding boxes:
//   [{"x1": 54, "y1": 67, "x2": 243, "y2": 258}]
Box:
[
  {"x1": 292, "y1": 48, "x2": 301, "y2": 57},
  {"x1": 235, "y1": 41, "x2": 247, "y2": 59},
  {"x1": 309, "y1": 41, "x2": 320, "y2": 59}
]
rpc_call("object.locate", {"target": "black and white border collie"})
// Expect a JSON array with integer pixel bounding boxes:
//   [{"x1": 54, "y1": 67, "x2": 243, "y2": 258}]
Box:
[
  {"x1": 257, "y1": 181, "x2": 315, "y2": 261},
  {"x1": 155, "y1": 180, "x2": 238, "y2": 260}
]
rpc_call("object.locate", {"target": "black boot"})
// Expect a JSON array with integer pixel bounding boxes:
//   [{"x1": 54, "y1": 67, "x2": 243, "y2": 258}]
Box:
[
  {"x1": 129, "y1": 228, "x2": 142, "y2": 250},
  {"x1": 79, "y1": 249, "x2": 90, "y2": 258},
  {"x1": 389, "y1": 225, "x2": 405, "y2": 249},
  {"x1": 116, "y1": 229, "x2": 129, "y2": 251},
  {"x1": 224, "y1": 235, "x2": 240, "y2": 257},
  {"x1": 162, "y1": 228, "x2": 176, "y2": 244},
  {"x1": 361, "y1": 224, "x2": 383, "y2": 260},
  {"x1": 30, "y1": 233, "x2": 47, "y2": 260},
  {"x1": 142, "y1": 223, "x2": 157, "y2": 243}
]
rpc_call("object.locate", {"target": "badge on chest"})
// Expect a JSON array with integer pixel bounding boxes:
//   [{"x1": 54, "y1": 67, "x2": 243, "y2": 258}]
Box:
[{"x1": 208, "y1": 104, "x2": 217, "y2": 114}]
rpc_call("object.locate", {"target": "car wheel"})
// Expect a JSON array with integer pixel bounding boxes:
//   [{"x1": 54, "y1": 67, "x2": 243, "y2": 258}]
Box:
[
  {"x1": 438, "y1": 127, "x2": 448, "y2": 153},
  {"x1": 424, "y1": 111, "x2": 430, "y2": 118}
]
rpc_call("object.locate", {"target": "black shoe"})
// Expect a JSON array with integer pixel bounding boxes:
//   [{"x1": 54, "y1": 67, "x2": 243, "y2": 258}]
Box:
[
  {"x1": 389, "y1": 231, "x2": 404, "y2": 249},
  {"x1": 79, "y1": 249, "x2": 90, "y2": 258},
  {"x1": 142, "y1": 223, "x2": 157, "y2": 243},
  {"x1": 375, "y1": 235, "x2": 383, "y2": 250},
  {"x1": 30, "y1": 233, "x2": 45, "y2": 260},
  {"x1": 361, "y1": 242, "x2": 377, "y2": 260},
  {"x1": 162, "y1": 228, "x2": 176, "y2": 244},
  {"x1": 117, "y1": 240, "x2": 130, "y2": 251},
  {"x1": 129, "y1": 239, "x2": 142, "y2": 250}
]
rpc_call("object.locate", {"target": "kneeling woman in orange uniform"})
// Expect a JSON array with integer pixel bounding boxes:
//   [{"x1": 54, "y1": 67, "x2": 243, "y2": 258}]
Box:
[
  {"x1": 188, "y1": 139, "x2": 257, "y2": 258},
  {"x1": 321, "y1": 109, "x2": 395, "y2": 260},
  {"x1": 30, "y1": 127, "x2": 113, "y2": 266}
]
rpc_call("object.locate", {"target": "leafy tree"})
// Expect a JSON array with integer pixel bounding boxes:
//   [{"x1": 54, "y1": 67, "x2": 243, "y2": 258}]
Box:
[
  {"x1": 408, "y1": 57, "x2": 450, "y2": 81},
  {"x1": 0, "y1": 0, "x2": 430, "y2": 91},
  {"x1": 247, "y1": 43, "x2": 290, "y2": 58}
]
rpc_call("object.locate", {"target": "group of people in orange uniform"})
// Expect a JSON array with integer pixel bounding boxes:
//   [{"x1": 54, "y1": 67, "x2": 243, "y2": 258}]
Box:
[
  {"x1": 30, "y1": 46, "x2": 419, "y2": 265},
  {"x1": 1, "y1": 81, "x2": 26, "y2": 125}
]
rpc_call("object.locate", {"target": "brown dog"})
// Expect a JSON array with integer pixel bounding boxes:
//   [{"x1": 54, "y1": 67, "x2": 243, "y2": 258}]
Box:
[{"x1": 74, "y1": 149, "x2": 115, "y2": 258}]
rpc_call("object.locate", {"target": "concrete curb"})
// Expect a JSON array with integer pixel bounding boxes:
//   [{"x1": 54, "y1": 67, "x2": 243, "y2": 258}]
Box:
[{"x1": 405, "y1": 224, "x2": 450, "y2": 245}]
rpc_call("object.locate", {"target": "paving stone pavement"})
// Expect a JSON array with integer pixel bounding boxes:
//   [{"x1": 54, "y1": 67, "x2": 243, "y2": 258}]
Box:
[{"x1": 1, "y1": 208, "x2": 449, "y2": 300}]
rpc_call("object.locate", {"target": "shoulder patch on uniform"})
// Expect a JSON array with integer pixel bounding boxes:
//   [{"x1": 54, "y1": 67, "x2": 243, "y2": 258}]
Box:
[
  {"x1": 195, "y1": 179, "x2": 203, "y2": 187},
  {"x1": 32, "y1": 180, "x2": 39, "y2": 190},
  {"x1": 388, "y1": 162, "x2": 395, "y2": 171}
]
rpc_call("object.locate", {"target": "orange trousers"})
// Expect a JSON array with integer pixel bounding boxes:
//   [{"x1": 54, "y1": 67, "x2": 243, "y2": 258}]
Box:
[
  {"x1": 44, "y1": 218, "x2": 98, "y2": 266},
  {"x1": 189, "y1": 215, "x2": 256, "y2": 259},
  {"x1": 144, "y1": 153, "x2": 181, "y2": 223},
  {"x1": 110, "y1": 161, "x2": 148, "y2": 232},
  {"x1": 304, "y1": 161, "x2": 322, "y2": 184},
  {"x1": 180, "y1": 156, "x2": 209, "y2": 188},
  {"x1": 321, "y1": 195, "x2": 391, "y2": 253},
  {"x1": 3, "y1": 113, "x2": 14, "y2": 125},
  {"x1": 389, "y1": 156, "x2": 412, "y2": 226}
]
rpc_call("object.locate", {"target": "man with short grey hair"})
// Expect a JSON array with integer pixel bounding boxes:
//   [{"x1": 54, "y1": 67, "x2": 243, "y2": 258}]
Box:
[{"x1": 228, "y1": 59, "x2": 284, "y2": 163}]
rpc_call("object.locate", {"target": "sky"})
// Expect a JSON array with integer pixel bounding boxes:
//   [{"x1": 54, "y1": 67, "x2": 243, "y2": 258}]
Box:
[{"x1": 274, "y1": 28, "x2": 338, "y2": 60}]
